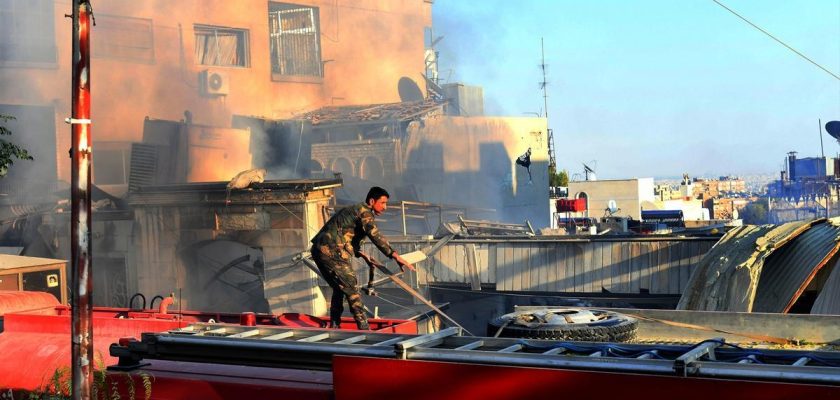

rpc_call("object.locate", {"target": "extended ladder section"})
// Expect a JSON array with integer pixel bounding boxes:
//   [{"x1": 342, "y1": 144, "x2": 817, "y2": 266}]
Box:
[{"x1": 110, "y1": 324, "x2": 840, "y2": 385}]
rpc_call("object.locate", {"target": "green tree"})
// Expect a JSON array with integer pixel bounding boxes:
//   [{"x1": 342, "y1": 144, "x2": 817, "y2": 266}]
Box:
[
  {"x1": 549, "y1": 167, "x2": 568, "y2": 187},
  {"x1": 0, "y1": 114, "x2": 33, "y2": 177},
  {"x1": 740, "y1": 201, "x2": 768, "y2": 224}
]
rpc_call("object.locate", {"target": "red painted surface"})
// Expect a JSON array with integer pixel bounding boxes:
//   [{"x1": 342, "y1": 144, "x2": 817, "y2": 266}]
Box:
[
  {"x1": 557, "y1": 198, "x2": 586, "y2": 212},
  {"x1": 0, "y1": 291, "x2": 59, "y2": 315},
  {"x1": 70, "y1": 1, "x2": 94, "y2": 396},
  {"x1": 104, "y1": 360, "x2": 332, "y2": 400},
  {"x1": 332, "y1": 356, "x2": 840, "y2": 400},
  {"x1": 0, "y1": 292, "x2": 414, "y2": 392}
]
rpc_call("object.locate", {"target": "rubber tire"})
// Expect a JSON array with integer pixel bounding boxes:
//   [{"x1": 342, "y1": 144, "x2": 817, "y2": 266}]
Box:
[{"x1": 487, "y1": 310, "x2": 638, "y2": 342}]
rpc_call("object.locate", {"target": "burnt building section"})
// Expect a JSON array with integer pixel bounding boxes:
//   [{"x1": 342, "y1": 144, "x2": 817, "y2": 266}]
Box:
[
  {"x1": 127, "y1": 179, "x2": 339, "y2": 314},
  {"x1": 303, "y1": 100, "x2": 444, "y2": 189},
  {"x1": 300, "y1": 100, "x2": 550, "y2": 231}
]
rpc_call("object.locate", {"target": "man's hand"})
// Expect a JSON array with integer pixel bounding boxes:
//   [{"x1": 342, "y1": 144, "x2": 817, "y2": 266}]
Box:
[
  {"x1": 392, "y1": 252, "x2": 415, "y2": 272},
  {"x1": 358, "y1": 251, "x2": 381, "y2": 268}
]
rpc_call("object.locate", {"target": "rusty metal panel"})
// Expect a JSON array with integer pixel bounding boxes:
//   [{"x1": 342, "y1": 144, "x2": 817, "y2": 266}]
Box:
[
  {"x1": 753, "y1": 219, "x2": 840, "y2": 313},
  {"x1": 812, "y1": 259, "x2": 840, "y2": 315}
]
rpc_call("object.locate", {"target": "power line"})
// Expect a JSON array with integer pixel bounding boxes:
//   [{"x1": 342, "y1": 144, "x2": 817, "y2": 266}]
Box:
[{"x1": 711, "y1": 0, "x2": 840, "y2": 81}]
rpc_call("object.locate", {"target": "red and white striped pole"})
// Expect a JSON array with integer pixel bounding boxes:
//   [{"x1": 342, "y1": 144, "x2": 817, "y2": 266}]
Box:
[{"x1": 70, "y1": 1, "x2": 93, "y2": 398}]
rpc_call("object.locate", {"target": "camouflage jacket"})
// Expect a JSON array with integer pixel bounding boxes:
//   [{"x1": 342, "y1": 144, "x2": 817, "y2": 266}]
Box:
[{"x1": 311, "y1": 203, "x2": 394, "y2": 260}]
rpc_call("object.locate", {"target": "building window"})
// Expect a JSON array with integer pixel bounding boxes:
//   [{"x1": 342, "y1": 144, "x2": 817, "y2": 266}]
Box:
[
  {"x1": 0, "y1": 0, "x2": 56, "y2": 64},
  {"x1": 269, "y1": 3, "x2": 322, "y2": 78},
  {"x1": 194, "y1": 25, "x2": 249, "y2": 67},
  {"x1": 93, "y1": 14, "x2": 155, "y2": 63},
  {"x1": 331, "y1": 157, "x2": 354, "y2": 178},
  {"x1": 94, "y1": 143, "x2": 131, "y2": 185}
]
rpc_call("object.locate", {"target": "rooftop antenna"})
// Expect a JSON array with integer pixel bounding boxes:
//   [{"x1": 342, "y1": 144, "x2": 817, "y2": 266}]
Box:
[
  {"x1": 819, "y1": 118, "x2": 825, "y2": 159},
  {"x1": 583, "y1": 163, "x2": 596, "y2": 181},
  {"x1": 540, "y1": 37, "x2": 557, "y2": 172}
]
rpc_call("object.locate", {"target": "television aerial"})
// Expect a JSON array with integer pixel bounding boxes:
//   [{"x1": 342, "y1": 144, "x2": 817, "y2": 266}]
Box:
[{"x1": 583, "y1": 162, "x2": 597, "y2": 181}]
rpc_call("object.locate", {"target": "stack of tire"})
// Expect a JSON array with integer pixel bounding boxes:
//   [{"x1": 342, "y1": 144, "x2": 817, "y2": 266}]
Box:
[{"x1": 487, "y1": 308, "x2": 638, "y2": 342}]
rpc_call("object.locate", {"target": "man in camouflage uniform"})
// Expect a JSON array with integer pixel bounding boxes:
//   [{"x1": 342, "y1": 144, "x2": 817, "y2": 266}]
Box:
[{"x1": 310, "y1": 186, "x2": 415, "y2": 329}]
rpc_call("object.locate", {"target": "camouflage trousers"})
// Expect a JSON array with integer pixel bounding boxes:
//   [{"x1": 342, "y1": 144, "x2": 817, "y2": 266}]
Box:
[{"x1": 311, "y1": 245, "x2": 369, "y2": 330}]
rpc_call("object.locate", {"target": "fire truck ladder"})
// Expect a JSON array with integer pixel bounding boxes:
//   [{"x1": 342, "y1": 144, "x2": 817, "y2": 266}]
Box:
[{"x1": 111, "y1": 324, "x2": 840, "y2": 385}]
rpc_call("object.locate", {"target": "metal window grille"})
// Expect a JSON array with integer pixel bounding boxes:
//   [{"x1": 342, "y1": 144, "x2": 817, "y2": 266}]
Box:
[
  {"x1": 194, "y1": 25, "x2": 249, "y2": 67},
  {"x1": 269, "y1": 7, "x2": 322, "y2": 77}
]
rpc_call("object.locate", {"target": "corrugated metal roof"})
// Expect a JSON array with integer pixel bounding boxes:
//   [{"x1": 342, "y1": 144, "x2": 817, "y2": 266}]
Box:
[
  {"x1": 0, "y1": 255, "x2": 66, "y2": 270},
  {"x1": 753, "y1": 219, "x2": 840, "y2": 313},
  {"x1": 677, "y1": 219, "x2": 818, "y2": 312},
  {"x1": 811, "y1": 258, "x2": 840, "y2": 315}
]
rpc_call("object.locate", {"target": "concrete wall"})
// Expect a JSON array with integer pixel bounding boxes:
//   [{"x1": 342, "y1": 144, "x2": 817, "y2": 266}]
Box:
[
  {"x1": 0, "y1": 0, "x2": 431, "y2": 184},
  {"x1": 404, "y1": 116, "x2": 550, "y2": 228}
]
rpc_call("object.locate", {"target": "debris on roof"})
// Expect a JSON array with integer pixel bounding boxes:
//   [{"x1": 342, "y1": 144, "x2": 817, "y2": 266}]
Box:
[{"x1": 296, "y1": 100, "x2": 444, "y2": 126}]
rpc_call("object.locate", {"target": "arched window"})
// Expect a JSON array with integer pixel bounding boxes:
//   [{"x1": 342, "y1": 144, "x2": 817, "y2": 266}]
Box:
[
  {"x1": 360, "y1": 156, "x2": 384, "y2": 181},
  {"x1": 331, "y1": 157, "x2": 354, "y2": 178},
  {"x1": 310, "y1": 159, "x2": 324, "y2": 176}
]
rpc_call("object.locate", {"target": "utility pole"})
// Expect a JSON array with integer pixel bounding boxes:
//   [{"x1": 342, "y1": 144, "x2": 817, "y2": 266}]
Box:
[
  {"x1": 70, "y1": 1, "x2": 93, "y2": 398},
  {"x1": 540, "y1": 38, "x2": 557, "y2": 173}
]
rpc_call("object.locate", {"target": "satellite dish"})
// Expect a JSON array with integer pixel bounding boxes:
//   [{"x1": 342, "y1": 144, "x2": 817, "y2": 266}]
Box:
[
  {"x1": 607, "y1": 200, "x2": 618, "y2": 214},
  {"x1": 398, "y1": 77, "x2": 424, "y2": 102},
  {"x1": 827, "y1": 121, "x2": 840, "y2": 140}
]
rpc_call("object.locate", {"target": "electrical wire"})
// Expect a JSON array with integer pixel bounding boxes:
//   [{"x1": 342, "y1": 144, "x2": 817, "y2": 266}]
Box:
[{"x1": 711, "y1": 0, "x2": 840, "y2": 81}]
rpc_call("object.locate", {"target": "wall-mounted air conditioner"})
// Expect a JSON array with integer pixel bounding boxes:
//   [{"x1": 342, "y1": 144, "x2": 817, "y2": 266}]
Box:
[{"x1": 199, "y1": 69, "x2": 229, "y2": 96}]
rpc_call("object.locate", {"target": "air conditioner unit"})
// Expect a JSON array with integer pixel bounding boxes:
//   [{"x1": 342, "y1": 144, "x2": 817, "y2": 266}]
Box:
[{"x1": 200, "y1": 69, "x2": 229, "y2": 96}]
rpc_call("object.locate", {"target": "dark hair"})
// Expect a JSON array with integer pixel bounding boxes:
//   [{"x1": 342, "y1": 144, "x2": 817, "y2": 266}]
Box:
[{"x1": 365, "y1": 186, "x2": 390, "y2": 203}]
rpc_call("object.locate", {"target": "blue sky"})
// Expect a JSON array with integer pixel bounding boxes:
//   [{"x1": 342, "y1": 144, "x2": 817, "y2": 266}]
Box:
[{"x1": 432, "y1": 0, "x2": 840, "y2": 179}]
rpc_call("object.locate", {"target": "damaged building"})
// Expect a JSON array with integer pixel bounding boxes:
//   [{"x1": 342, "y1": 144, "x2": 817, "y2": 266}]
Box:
[{"x1": 0, "y1": 0, "x2": 551, "y2": 314}]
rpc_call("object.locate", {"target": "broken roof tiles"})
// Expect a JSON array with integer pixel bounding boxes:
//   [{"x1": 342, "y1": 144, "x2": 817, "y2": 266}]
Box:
[{"x1": 296, "y1": 100, "x2": 444, "y2": 126}]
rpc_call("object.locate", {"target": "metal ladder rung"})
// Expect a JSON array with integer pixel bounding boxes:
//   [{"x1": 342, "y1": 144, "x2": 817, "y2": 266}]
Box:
[
  {"x1": 261, "y1": 331, "x2": 295, "y2": 340},
  {"x1": 298, "y1": 332, "x2": 331, "y2": 342},
  {"x1": 793, "y1": 357, "x2": 810, "y2": 366},
  {"x1": 397, "y1": 327, "x2": 460, "y2": 351},
  {"x1": 542, "y1": 347, "x2": 566, "y2": 355},
  {"x1": 334, "y1": 335, "x2": 367, "y2": 344},
  {"x1": 498, "y1": 344, "x2": 523, "y2": 353},
  {"x1": 197, "y1": 327, "x2": 228, "y2": 336},
  {"x1": 374, "y1": 336, "x2": 405, "y2": 347},
  {"x1": 228, "y1": 329, "x2": 260, "y2": 338},
  {"x1": 454, "y1": 340, "x2": 484, "y2": 351}
]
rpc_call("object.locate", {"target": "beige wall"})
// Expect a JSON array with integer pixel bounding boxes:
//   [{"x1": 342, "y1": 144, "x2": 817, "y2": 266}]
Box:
[
  {"x1": 0, "y1": 0, "x2": 431, "y2": 182},
  {"x1": 567, "y1": 178, "x2": 654, "y2": 220}
]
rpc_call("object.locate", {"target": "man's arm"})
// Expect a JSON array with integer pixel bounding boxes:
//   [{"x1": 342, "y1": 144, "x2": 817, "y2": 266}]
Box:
[{"x1": 360, "y1": 209, "x2": 415, "y2": 271}]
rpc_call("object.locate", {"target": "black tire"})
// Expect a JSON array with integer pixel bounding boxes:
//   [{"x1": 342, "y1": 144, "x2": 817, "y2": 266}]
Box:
[{"x1": 487, "y1": 309, "x2": 638, "y2": 342}]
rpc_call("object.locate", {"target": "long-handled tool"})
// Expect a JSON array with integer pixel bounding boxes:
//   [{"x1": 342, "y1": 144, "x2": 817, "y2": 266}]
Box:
[{"x1": 365, "y1": 257, "x2": 472, "y2": 336}]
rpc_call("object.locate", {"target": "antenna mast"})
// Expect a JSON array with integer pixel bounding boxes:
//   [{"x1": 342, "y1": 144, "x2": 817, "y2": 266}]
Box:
[{"x1": 540, "y1": 37, "x2": 557, "y2": 172}]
